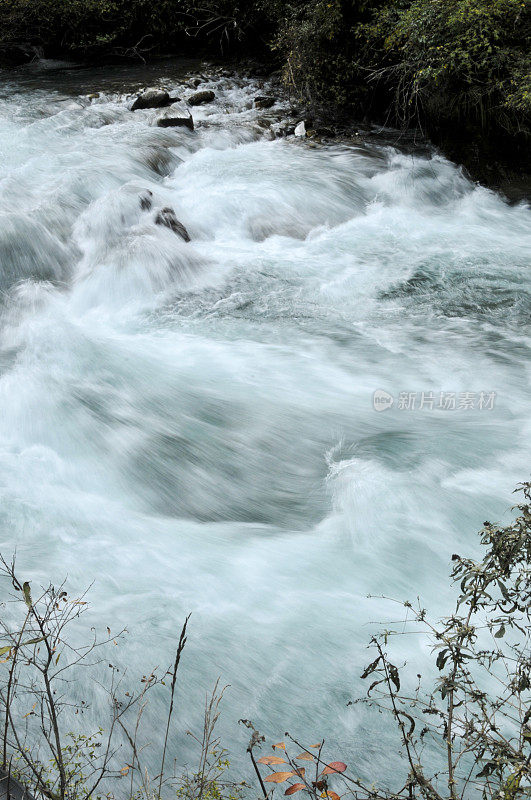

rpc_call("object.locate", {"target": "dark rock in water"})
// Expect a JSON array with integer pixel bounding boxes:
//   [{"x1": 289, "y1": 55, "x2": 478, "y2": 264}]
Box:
[
  {"x1": 140, "y1": 190, "x2": 153, "y2": 211},
  {"x1": 157, "y1": 116, "x2": 194, "y2": 130},
  {"x1": 156, "y1": 106, "x2": 194, "y2": 130},
  {"x1": 188, "y1": 90, "x2": 215, "y2": 106},
  {"x1": 254, "y1": 96, "x2": 275, "y2": 109},
  {"x1": 131, "y1": 88, "x2": 171, "y2": 111},
  {"x1": 155, "y1": 208, "x2": 190, "y2": 242}
]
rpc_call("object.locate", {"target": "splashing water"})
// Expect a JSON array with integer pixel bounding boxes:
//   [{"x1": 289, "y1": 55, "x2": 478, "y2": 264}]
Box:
[{"x1": 0, "y1": 59, "x2": 530, "y2": 785}]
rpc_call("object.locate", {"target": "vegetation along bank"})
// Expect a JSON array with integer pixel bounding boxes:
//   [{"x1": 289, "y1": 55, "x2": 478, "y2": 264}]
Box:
[{"x1": 1, "y1": 0, "x2": 530, "y2": 191}]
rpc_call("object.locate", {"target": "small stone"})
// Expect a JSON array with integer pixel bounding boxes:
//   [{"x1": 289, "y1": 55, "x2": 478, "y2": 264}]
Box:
[
  {"x1": 188, "y1": 90, "x2": 215, "y2": 106},
  {"x1": 155, "y1": 208, "x2": 190, "y2": 242}
]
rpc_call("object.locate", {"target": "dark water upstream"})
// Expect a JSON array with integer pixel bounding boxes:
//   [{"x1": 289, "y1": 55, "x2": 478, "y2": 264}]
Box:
[{"x1": 0, "y1": 58, "x2": 530, "y2": 788}]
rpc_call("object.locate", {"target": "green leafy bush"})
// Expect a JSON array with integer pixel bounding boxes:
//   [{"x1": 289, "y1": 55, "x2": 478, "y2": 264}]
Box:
[
  {"x1": 273, "y1": 0, "x2": 381, "y2": 113},
  {"x1": 0, "y1": 0, "x2": 187, "y2": 59},
  {"x1": 363, "y1": 0, "x2": 531, "y2": 132}
]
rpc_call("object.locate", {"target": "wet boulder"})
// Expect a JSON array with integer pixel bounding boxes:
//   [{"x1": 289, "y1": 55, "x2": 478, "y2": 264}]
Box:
[
  {"x1": 294, "y1": 121, "x2": 307, "y2": 137},
  {"x1": 188, "y1": 90, "x2": 215, "y2": 106},
  {"x1": 131, "y1": 88, "x2": 172, "y2": 111},
  {"x1": 155, "y1": 208, "x2": 190, "y2": 242},
  {"x1": 156, "y1": 105, "x2": 194, "y2": 131}
]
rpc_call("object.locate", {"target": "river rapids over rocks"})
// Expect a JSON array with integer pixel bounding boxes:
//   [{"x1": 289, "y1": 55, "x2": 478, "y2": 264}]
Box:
[{"x1": 0, "y1": 59, "x2": 530, "y2": 785}]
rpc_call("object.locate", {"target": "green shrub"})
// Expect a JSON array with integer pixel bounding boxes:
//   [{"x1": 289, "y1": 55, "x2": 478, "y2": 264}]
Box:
[
  {"x1": 0, "y1": 0, "x2": 187, "y2": 59},
  {"x1": 362, "y1": 0, "x2": 531, "y2": 132},
  {"x1": 274, "y1": 0, "x2": 378, "y2": 113}
]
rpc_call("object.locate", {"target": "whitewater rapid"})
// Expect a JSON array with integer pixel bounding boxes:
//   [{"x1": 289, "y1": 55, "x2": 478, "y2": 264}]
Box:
[{"x1": 0, "y1": 59, "x2": 530, "y2": 785}]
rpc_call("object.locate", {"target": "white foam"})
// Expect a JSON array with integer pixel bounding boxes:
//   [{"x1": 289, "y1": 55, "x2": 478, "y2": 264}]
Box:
[{"x1": 0, "y1": 65, "x2": 529, "y2": 785}]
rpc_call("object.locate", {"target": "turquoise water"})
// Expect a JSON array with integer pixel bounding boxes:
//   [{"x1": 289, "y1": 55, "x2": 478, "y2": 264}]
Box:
[{"x1": 0, "y1": 60, "x2": 529, "y2": 790}]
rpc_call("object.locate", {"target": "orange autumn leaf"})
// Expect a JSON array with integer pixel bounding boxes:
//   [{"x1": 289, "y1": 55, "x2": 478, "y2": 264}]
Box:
[
  {"x1": 257, "y1": 756, "x2": 287, "y2": 765},
  {"x1": 23, "y1": 703, "x2": 37, "y2": 719},
  {"x1": 322, "y1": 792, "x2": 340, "y2": 800},
  {"x1": 296, "y1": 753, "x2": 314, "y2": 761},
  {"x1": 294, "y1": 768, "x2": 306, "y2": 778},
  {"x1": 285, "y1": 784, "x2": 306, "y2": 795},
  {"x1": 311, "y1": 743, "x2": 322, "y2": 748},
  {"x1": 265, "y1": 772, "x2": 294, "y2": 784},
  {"x1": 273, "y1": 742, "x2": 286, "y2": 750},
  {"x1": 322, "y1": 762, "x2": 347, "y2": 776}
]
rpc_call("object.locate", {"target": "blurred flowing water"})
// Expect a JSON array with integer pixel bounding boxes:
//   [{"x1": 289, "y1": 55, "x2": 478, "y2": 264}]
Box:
[{"x1": 0, "y1": 59, "x2": 530, "y2": 786}]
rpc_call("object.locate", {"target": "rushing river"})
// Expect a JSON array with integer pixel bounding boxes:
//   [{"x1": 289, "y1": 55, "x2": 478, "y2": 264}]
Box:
[{"x1": 0, "y1": 59, "x2": 530, "y2": 788}]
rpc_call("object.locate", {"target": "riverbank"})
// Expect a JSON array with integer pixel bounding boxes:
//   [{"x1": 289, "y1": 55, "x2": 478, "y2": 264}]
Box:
[
  {"x1": 1, "y1": 0, "x2": 529, "y2": 201},
  {"x1": 3, "y1": 53, "x2": 530, "y2": 203}
]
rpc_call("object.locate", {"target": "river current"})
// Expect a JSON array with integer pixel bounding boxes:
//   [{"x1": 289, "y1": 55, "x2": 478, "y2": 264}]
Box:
[{"x1": 0, "y1": 59, "x2": 530, "y2": 786}]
